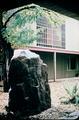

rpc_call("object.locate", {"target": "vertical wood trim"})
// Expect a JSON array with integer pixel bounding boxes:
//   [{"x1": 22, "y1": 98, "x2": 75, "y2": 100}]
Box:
[{"x1": 54, "y1": 52, "x2": 56, "y2": 82}]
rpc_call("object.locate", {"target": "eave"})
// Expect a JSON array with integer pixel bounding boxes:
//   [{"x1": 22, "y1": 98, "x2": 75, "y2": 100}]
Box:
[{"x1": 28, "y1": 46, "x2": 79, "y2": 55}]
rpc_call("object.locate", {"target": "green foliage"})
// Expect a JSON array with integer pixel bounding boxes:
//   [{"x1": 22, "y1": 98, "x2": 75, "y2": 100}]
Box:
[
  {"x1": 60, "y1": 84, "x2": 79, "y2": 105},
  {"x1": 2, "y1": 4, "x2": 65, "y2": 47}
]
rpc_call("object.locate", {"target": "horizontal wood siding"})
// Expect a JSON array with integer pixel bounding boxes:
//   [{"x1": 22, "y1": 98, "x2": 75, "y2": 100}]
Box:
[{"x1": 31, "y1": 51, "x2": 79, "y2": 80}]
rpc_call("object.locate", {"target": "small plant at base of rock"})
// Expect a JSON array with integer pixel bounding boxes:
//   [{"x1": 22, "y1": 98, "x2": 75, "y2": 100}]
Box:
[{"x1": 60, "y1": 83, "x2": 79, "y2": 105}]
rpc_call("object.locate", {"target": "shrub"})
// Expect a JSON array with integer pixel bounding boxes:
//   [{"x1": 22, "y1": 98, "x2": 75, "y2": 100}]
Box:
[{"x1": 60, "y1": 83, "x2": 79, "y2": 104}]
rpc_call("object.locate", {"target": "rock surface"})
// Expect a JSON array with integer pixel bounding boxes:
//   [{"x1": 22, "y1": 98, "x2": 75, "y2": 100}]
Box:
[
  {"x1": 7, "y1": 49, "x2": 51, "y2": 115},
  {"x1": 0, "y1": 106, "x2": 79, "y2": 120}
]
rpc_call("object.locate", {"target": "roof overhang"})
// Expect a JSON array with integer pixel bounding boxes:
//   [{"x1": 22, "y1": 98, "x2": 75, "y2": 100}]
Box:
[
  {"x1": 1, "y1": 0, "x2": 79, "y2": 20},
  {"x1": 26, "y1": 46, "x2": 79, "y2": 55}
]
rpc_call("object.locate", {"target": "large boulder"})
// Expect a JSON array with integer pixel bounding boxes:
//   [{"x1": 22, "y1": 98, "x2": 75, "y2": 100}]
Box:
[{"x1": 7, "y1": 49, "x2": 51, "y2": 115}]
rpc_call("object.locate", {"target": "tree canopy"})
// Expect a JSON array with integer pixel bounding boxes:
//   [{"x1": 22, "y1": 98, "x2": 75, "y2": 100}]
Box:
[{"x1": 2, "y1": 4, "x2": 66, "y2": 48}]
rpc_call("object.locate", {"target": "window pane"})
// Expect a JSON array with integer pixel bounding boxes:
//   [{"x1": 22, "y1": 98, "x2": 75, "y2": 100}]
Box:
[
  {"x1": 68, "y1": 56, "x2": 77, "y2": 70},
  {"x1": 70, "y1": 57, "x2": 76, "y2": 69}
]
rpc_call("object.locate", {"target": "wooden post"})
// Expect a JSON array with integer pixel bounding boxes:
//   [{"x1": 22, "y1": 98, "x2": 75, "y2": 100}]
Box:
[{"x1": 54, "y1": 52, "x2": 56, "y2": 82}]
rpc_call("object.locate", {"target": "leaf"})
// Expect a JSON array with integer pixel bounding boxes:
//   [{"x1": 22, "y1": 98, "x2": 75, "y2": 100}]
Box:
[{"x1": 2, "y1": 3, "x2": 65, "y2": 47}]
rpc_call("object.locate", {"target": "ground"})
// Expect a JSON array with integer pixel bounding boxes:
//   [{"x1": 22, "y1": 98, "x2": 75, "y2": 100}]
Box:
[
  {"x1": 49, "y1": 77, "x2": 79, "y2": 112},
  {"x1": 0, "y1": 77, "x2": 79, "y2": 119}
]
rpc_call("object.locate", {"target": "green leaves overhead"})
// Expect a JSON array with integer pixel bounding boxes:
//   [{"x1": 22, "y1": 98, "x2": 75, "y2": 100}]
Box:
[{"x1": 2, "y1": 4, "x2": 65, "y2": 47}]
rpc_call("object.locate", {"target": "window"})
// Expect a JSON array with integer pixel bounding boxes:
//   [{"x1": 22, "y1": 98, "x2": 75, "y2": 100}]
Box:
[
  {"x1": 53, "y1": 23, "x2": 65, "y2": 48},
  {"x1": 67, "y1": 56, "x2": 77, "y2": 70},
  {"x1": 37, "y1": 26, "x2": 47, "y2": 46},
  {"x1": 53, "y1": 26, "x2": 62, "y2": 48},
  {"x1": 36, "y1": 16, "x2": 53, "y2": 47},
  {"x1": 61, "y1": 24, "x2": 65, "y2": 48},
  {"x1": 36, "y1": 17, "x2": 65, "y2": 48}
]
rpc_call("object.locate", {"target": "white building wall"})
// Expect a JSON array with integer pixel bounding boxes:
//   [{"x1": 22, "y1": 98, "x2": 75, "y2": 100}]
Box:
[{"x1": 65, "y1": 17, "x2": 79, "y2": 51}]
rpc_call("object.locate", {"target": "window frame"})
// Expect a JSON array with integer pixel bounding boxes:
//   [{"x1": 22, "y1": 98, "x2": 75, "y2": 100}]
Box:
[{"x1": 67, "y1": 56, "x2": 78, "y2": 71}]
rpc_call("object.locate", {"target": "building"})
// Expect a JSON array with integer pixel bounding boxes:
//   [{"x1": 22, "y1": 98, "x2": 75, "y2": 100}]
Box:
[
  {"x1": 1, "y1": 11, "x2": 79, "y2": 83},
  {"x1": 28, "y1": 16, "x2": 79, "y2": 81},
  {"x1": 0, "y1": 1, "x2": 79, "y2": 92}
]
